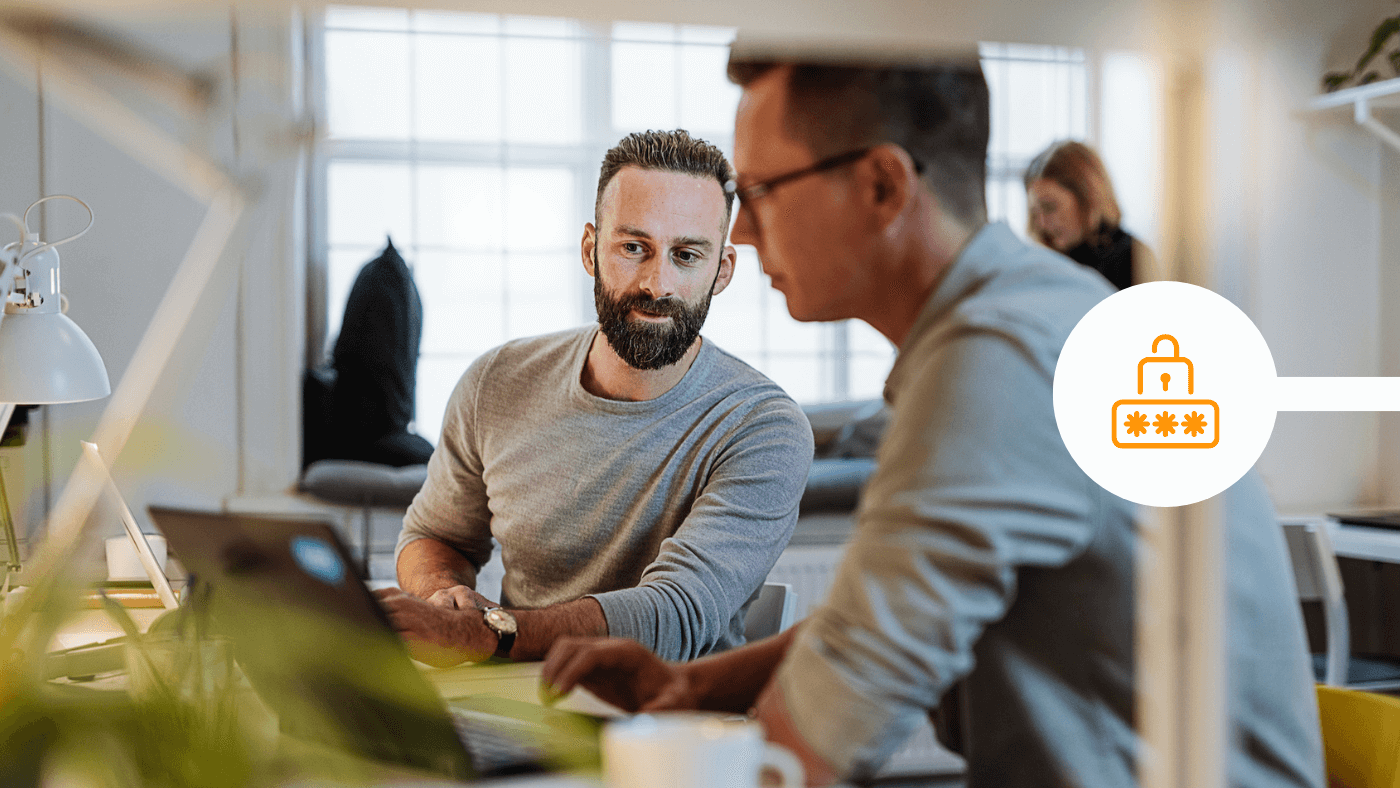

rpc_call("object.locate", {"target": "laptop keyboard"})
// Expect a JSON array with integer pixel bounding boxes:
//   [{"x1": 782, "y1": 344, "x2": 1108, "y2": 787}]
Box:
[{"x1": 450, "y1": 707, "x2": 547, "y2": 775}]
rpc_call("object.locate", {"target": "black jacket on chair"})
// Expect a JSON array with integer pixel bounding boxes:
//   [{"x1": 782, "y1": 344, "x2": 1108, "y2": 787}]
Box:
[{"x1": 321, "y1": 238, "x2": 433, "y2": 467}]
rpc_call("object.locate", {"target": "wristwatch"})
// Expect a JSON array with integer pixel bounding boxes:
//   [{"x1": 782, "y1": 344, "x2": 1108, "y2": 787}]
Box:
[{"x1": 481, "y1": 606, "x2": 517, "y2": 659}]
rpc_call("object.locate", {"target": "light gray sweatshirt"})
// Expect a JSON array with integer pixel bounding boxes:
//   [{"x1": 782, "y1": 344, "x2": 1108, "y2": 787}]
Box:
[
  {"x1": 397, "y1": 326, "x2": 813, "y2": 659},
  {"x1": 775, "y1": 223, "x2": 1322, "y2": 787}
]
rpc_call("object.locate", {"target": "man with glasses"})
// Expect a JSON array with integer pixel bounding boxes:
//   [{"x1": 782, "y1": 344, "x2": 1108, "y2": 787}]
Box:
[
  {"x1": 377, "y1": 129, "x2": 812, "y2": 666},
  {"x1": 543, "y1": 53, "x2": 1322, "y2": 787}
]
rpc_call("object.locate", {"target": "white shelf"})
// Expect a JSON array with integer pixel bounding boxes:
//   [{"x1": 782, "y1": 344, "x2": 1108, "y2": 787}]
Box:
[{"x1": 1308, "y1": 76, "x2": 1400, "y2": 153}]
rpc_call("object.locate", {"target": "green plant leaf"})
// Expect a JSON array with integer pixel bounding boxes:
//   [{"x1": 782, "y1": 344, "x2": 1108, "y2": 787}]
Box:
[
  {"x1": 1324, "y1": 71, "x2": 1352, "y2": 91},
  {"x1": 1355, "y1": 16, "x2": 1400, "y2": 73},
  {"x1": 97, "y1": 592, "x2": 143, "y2": 644}
]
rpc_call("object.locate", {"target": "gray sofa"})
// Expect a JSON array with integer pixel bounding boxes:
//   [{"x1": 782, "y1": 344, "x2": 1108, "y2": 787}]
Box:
[{"x1": 793, "y1": 399, "x2": 889, "y2": 546}]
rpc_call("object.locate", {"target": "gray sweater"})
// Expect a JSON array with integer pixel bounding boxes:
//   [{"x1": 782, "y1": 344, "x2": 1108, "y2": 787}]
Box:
[{"x1": 398, "y1": 326, "x2": 813, "y2": 659}]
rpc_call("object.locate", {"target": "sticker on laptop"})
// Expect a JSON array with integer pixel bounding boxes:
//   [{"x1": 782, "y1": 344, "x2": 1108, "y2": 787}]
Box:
[{"x1": 291, "y1": 536, "x2": 345, "y2": 586}]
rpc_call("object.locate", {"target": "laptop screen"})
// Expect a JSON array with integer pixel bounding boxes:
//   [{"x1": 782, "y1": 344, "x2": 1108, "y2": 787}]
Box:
[{"x1": 147, "y1": 505, "x2": 473, "y2": 779}]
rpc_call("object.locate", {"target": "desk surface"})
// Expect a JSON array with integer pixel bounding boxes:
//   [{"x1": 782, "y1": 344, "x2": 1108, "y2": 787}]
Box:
[{"x1": 1281, "y1": 514, "x2": 1400, "y2": 563}]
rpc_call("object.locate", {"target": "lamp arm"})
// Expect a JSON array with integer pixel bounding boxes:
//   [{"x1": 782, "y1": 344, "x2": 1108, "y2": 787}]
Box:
[
  {"x1": 0, "y1": 197, "x2": 94, "y2": 313},
  {"x1": 15, "y1": 196, "x2": 93, "y2": 269}
]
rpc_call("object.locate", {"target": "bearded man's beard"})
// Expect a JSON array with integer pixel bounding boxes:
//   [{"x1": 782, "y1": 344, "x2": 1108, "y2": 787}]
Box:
[{"x1": 593, "y1": 249, "x2": 715, "y2": 370}]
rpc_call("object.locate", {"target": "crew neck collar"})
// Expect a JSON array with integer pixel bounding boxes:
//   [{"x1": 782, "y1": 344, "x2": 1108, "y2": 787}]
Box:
[{"x1": 570, "y1": 325, "x2": 714, "y2": 414}]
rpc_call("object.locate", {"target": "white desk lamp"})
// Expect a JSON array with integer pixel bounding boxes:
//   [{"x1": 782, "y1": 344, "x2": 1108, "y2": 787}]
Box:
[{"x1": 0, "y1": 195, "x2": 110, "y2": 589}]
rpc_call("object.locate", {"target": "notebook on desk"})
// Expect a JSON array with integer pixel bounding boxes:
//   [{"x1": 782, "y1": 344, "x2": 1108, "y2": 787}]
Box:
[
  {"x1": 1329, "y1": 511, "x2": 1400, "y2": 531},
  {"x1": 146, "y1": 505, "x2": 601, "y2": 781}
]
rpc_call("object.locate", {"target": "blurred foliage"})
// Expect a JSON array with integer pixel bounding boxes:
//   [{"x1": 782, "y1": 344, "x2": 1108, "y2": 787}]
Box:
[
  {"x1": 0, "y1": 591, "x2": 285, "y2": 788},
  {"x1": 1325, "y1": 12, "x2": 1400, "y2": 91},
  {"x1": 0, "y1": 580, "x2": 600, "y2": 787}
]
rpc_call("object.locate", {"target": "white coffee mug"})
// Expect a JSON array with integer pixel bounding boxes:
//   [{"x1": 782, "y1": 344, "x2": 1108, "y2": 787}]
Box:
[
  {"x1": 603, "y1": 712, "x2": 804, "y2": 788},
  {"x1": 105, "y1": 534, "x2": 167, "y2": 582}
]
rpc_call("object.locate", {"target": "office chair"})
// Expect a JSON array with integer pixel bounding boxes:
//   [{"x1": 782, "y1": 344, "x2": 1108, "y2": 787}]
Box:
[
  {"x1": 1282, "y1": 521, "x2": 1400, "y2": 690},
  {"x1": 744, "y1": 583, "x2": 796, "y2": 642},
  {"x1": 1317, "y1": 685, "x2": 1400, "y2": 788}
]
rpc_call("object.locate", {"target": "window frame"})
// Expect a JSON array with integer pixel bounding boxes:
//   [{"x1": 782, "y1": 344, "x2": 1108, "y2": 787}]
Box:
[{"x1": 307, "y1": 11, "x2": 1097, "y2": 429}]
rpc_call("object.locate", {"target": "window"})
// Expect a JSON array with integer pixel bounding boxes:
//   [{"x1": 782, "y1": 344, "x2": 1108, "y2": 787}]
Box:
[
  {"x1": 980, "y1": 42, "x2": 1090, "y2": 233},
  {"x1": 314, "y1": 10, "x2": 1089, "y2": 442}
]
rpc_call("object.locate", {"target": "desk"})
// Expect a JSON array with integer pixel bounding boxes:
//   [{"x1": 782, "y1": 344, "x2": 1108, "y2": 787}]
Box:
[{"x1": 1281, "y1": 514, "x2": 1400, "y2": 563}]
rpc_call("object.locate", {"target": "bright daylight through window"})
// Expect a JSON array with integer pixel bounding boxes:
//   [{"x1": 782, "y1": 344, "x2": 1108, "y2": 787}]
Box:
[{"x1": 316, "y1": 8, "x2": 1089, "y2": 443}]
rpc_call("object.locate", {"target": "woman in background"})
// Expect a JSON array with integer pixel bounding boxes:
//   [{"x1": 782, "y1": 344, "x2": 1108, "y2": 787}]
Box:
[{"x1": 1024, "y1": 140, "x2": 1159, "y2": 290}]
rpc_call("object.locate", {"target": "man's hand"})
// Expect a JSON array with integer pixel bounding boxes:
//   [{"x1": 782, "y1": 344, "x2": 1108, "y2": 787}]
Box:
[
  {"x1": 425, "y1": 584, "x2": 499, "y2": 611},
  {"x1": 753, "y1": 681, "x2": 839, "y2": 787},
  {"x1": 373, "y1": 587, "x2": 497, "y2": 667},
  {"x1": 541, "y1": 636, "x2": 700, "y2": 712}
]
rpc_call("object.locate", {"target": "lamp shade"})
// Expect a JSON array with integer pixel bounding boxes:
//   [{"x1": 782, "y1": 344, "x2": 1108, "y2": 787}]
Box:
[{"x1": 0, "y1": 310, "x2": 110, "y2": 404}]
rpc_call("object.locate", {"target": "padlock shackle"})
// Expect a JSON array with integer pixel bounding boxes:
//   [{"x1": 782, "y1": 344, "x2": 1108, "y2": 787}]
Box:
[
  {"x1": 1138, "y1": 334, "x2": 1193, "y2": 394},
  {"x1": 1151, "y1": 334, "x2": 1179, "y2": 357}
]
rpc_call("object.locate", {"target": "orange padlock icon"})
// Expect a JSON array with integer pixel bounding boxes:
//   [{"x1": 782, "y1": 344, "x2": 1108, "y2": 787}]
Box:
[
  {"x1": 1112, "y1": 334, "x2": 1218, "y2": 449},
  {"x1": 1137, "y1": 335, "x2": 1192, "y2": 396}
]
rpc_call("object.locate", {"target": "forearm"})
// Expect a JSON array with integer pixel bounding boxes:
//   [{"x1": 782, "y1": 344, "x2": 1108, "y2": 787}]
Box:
[
  {"x1": 507, "y1": 597, "x2": 608, "y2": 661},
  {"x1": 396, "y1": 538, "x2": 478, "y2": 599},
  {"x1": 684, "y1": 625, "x2": 800, "y2": 713},
  {"x1": 754, "y1": 678, "x2": 840, "y2": 785}
]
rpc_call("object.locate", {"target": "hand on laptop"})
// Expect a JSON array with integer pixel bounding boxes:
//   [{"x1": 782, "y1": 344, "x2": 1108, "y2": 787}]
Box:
[
  {"x1": 540, "y1": 636, "x2": 699, "y2": 713},
  {"x1": 374, "y1": 587, "x2": 496, "y2": 668},
  {"x1": 425, "y1": 584, "x2": 498, "y2": 611}
]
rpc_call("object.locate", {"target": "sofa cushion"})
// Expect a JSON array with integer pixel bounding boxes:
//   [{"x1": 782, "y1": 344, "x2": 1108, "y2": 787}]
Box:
[
  {"x1": 800, "y1": 458, "x2": 877, "y2": 515},
  {"x1": 824, "y1": 400, "x2": 889, "y2": 459},
  {"x1": 804, "y1": 400, "x2": 875, "y2": 456},
  {"x1": 803, "y1": 399, "x2": 889, "y2": 459}
]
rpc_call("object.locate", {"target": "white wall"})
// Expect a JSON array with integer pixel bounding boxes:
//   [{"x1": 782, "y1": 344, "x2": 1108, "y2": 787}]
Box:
[
  {"x1": 1223, "y1": 0, "x2": 1399, "y2": 511},
  {"x1": 0, "y1": 10, "x2": 305, "y2": 545},
  {"x1": 0, "y1": 63, "x2": 45, "y2": 542}
]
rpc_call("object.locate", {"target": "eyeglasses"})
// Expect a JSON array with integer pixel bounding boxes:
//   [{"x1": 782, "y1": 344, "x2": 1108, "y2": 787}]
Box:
[{"x1": 724, "y1": 146, "x2": 925, "y2": 205}]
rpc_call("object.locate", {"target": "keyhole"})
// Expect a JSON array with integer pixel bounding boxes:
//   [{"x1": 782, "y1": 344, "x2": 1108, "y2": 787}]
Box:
[{"x1": 1160, "y1": 372, "x2": 1171, "y2": 391}]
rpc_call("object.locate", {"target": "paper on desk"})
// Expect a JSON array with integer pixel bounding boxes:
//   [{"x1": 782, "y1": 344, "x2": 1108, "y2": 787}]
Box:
[
  {"x1": 50, "y1": 608, "x2": 164, "y2": 650},
  {"x1": 424, "y1": 660, "x2": 627, "y2": 718}
]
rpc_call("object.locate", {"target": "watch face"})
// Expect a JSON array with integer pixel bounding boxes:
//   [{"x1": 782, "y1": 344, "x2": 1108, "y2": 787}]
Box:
[{"x1": 484, "y1": 607, "x2": 517, "y2": 636}]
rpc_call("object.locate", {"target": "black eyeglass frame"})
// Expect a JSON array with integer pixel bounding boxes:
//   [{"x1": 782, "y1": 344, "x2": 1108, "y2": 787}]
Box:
[{"x1": 724, "y1": 146, "x2": 925, "y2": 203}]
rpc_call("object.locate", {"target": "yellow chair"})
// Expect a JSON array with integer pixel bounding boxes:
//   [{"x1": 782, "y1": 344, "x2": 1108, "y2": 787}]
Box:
[{"x1": 1317, "y1": 685, "x2": 1400, "y2": 788}]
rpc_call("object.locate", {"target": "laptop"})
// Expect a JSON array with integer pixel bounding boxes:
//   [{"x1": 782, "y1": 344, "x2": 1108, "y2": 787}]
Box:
[{"x1": 147, "y1": 505, "x2": 599, "y2": 780}]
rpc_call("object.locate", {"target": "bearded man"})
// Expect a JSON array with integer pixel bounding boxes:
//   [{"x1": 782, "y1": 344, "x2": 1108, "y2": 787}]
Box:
[{"x1": 377, "y1": 130, "x2": 813, "y2": 666}]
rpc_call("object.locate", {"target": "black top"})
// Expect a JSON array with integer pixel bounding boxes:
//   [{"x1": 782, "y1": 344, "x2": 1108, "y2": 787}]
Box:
[{"x1": 1065, "y1": 225, "x2": 1135, "y2": 291}]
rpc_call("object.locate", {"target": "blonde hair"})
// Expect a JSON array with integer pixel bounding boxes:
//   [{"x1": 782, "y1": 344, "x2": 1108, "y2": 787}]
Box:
[{"x1": 1023, "y1": 140, "x2": 1120, "y2": 247}]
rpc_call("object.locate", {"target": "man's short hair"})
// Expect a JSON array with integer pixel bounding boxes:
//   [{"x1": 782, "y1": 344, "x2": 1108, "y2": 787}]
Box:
[
  {"x1": 726, "y1": 55, "x2": 989, "y2": 226},
  {"x1": 595, "y1": 130, "x2": 736, "y2": 231}
]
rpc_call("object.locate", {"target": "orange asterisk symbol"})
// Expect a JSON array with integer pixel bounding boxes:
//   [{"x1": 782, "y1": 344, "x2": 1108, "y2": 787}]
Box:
[
  {"x1": 1153, "y1": 411, "x2": 1178, "y2": 436},
  {"x1": 1182, "y1": 411, "x2": 1208, "y2": 437},
  {"x1": 1124, "y1": 411, "x2": 1149, "y2": 437}
]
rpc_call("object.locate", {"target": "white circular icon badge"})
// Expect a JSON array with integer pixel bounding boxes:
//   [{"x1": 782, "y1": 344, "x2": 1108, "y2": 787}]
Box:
[{"x1": 1052, "y1": 281, "x2": 1276, "y2": 507}]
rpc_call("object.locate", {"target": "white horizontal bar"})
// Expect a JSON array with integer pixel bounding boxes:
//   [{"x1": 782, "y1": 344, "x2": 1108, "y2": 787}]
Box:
[
  {"x1": 1275, "y1": 377, "x2": 1400, "y2": 411},
  {"x1": 1307, "y1": 76, "x2": 1400, "y2": 111}
]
